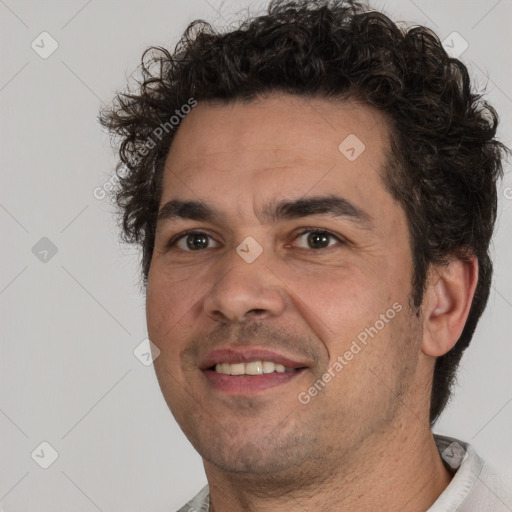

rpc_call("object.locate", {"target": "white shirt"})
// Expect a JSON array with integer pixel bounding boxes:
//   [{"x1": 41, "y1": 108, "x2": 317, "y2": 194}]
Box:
[{"x1": 177, "y1": 434, "x2": 512, "y2": 511}]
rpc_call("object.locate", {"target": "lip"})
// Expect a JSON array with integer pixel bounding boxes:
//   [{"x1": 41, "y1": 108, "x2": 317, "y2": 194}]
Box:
[
  {"x1": 199, "y1": 347, "x2": 310, "y2": 395},
  {"x1": 203, "y1": 369, "x2": 307, "y2": 394},
  {"x1": 198, "y1": 347, "x2": 309, "y2": 371}
]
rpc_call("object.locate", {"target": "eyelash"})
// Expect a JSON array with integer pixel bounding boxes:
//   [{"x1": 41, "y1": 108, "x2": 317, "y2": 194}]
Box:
[{"x1": 167, "y1": 228, "x2": 345, "y2": 251}]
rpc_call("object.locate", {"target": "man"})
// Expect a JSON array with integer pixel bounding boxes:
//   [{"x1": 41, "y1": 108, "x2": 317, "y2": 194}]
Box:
[{"x1": 100, "y1": 0, "x2": 511, "y2": 510}]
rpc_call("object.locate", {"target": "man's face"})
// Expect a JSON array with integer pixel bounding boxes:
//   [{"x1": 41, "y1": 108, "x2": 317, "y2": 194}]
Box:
[{"x1": 146, "y1": 94, "x2": 427, "y2": 478}]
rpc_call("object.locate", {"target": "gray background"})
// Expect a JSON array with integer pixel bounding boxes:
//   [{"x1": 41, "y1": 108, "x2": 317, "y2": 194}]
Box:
[{"x1": 1, "y1": 0, "x2": 511, "y2": 510}]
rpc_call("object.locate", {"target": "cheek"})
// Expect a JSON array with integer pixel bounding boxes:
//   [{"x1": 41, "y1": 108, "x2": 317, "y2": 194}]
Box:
[
  {"x1": 288, "y1": 265, "x2": 409, "y2": 375},
  {"x1": 292, "y1": 268, "x2": 386, "y2": 334},
  {"x1": 145, "y1": 264, "x2": 208, "y2": 343}
]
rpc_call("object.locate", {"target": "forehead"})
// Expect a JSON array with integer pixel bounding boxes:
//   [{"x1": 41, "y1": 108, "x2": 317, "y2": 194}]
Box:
[{"x1": 160, "y1": 94, "x2": 394, "y2": 222}]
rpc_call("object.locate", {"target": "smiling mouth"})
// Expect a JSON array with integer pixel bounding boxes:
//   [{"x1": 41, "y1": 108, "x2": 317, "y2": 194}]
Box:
[
  {"x1": 203, "y1": 362, "x2": 307, "y2": 394},
  {"x1": 212, "y1": 360, "x2": 300, "y2": 375},
  {"x1": 199, "y1": 347, "x2": 310, "y2": 393}
]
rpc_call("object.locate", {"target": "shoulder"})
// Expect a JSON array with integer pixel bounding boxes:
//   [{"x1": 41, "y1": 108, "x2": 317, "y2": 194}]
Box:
[
  {"x1": 463, "y1": 462, "x2": 512, "y2": 511},
  {"x1": 430, "y1": 434, "x2": 512, "y2": 511}
]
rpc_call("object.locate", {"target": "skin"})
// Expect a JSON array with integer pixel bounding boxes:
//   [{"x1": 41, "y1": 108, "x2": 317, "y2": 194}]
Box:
[{"x1": 146, "y1": 93, "x2": 478, "y2": 511}]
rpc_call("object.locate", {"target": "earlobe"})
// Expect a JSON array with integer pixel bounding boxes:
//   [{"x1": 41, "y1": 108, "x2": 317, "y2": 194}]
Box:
[{"x1": 421, "y1": 256, "x2": 479, "y2": 357}]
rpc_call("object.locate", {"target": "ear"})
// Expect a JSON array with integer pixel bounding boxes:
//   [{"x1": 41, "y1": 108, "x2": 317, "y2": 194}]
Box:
[{"x1": 421, "y1": 256, "x2": 479, "y2": 357}]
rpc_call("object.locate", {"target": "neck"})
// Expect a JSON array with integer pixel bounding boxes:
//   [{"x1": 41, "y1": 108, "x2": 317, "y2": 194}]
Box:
[{"x1": 204, "y1": 418, "x2": 453, "y2": 512}]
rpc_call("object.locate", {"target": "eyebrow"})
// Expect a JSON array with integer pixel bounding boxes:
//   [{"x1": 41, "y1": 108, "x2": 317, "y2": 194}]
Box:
[{"x1": 156, "y1": 195, "x2": 373, "y2": 228}]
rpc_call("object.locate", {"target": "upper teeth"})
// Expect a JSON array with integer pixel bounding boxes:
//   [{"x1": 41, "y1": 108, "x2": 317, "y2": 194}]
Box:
[{"x1": 214, "y1": 361, "x2": 291, "y2": 375}]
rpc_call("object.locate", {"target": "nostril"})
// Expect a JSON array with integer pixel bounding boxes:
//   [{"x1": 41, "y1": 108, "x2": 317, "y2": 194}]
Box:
[{"x1": 249, "y1": 309, "x2": 267, "y2": 315}]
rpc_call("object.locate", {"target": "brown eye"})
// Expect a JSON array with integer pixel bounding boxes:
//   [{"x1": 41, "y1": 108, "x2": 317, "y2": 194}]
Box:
[
  {"x1": 294, "y1": 230, "x2": 343, "y2": 250},
  {"x1": 170, "y1": 232, "x2": 220, "y2": 251}
]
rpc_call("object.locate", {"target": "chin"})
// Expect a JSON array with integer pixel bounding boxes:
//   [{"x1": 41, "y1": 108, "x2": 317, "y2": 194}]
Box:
[{"x1": 197, "y1": 425, "x2": 319, "y2": 477}]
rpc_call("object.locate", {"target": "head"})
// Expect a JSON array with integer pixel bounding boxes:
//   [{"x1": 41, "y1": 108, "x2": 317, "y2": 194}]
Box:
[{"x1": 100, "y1": 0, "x2": 506, "y2": 477}]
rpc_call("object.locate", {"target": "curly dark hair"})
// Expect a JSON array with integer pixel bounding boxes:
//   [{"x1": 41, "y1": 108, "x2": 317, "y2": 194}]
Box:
[{"x1": 99, "y1": 0, "x2": 507, "y2": 425}]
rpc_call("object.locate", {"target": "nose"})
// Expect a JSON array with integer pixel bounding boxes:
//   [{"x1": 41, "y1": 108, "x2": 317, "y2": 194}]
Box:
[{"x1": 202, "y1": 246, "x2": 287, "y2": 324}]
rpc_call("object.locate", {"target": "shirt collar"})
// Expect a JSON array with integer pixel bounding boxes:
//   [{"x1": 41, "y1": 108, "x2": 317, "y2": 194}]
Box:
[{"x1": 428, "y1": 434, "x2": 484, "y2": 511}]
